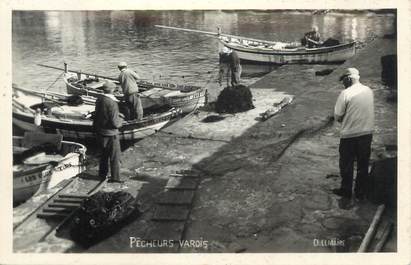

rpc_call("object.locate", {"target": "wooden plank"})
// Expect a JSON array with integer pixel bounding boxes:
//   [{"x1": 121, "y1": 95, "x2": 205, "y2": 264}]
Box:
[
  {"x1": 152, "y1": 205, "x2": 190, "y2": 221},
  {"x1": 157, "y1": 190, "x2": 195, "y2": 205},
  {"x1": 37, "y1": 212, "x2": 69, "y2": 219},
  {"x1": 170, "y1": 172, "x2": 201, "y2": 179},
  {"x1": 165, "y1": 177, "x2": 199, "y2": 190},
  {"x1": 48, "y1": 202, "x2": 81, "y2": 208},
  {"x1": 58, "y1": 194, "x2": 89, "y2": 199},
  {"x1": 42, "y1": 207, "x2": 73, "y2": 213},
  {"x1": 175, "y1": 169, "x2": 202, "y2": 176},
  {"x1": 54, "y1": 197, "x2": 84, "y2": 203}
]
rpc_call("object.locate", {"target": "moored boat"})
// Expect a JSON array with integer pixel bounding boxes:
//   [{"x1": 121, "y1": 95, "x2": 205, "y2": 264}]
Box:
[
  {"x1": 218, "y1": 35, "x2": 356, "y2": 64},
  {"x1": 13, "y1": 132, "x2": 86, "y2": 204},
  {"x1": 12, "y1": 85, "x2": 182, "y2": 141},
  {"x1": 58, "y1": 64, "x2": 207, "y2": 114},
  {"x1": 154, "y1": 25, "x2": 356, "y2": 65}
]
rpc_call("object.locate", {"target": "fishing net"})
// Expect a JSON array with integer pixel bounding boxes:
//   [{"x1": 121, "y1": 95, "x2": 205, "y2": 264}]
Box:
[
  {"x1": 322, "y1": 38, "x2": 340, "y2": 47},
  {"x1": 69, "y1": 191, "x2": 140, "y2": 247},
  {"x1": 215, "y1": 85, "x2": 255, "y2": 114},
  {"x1": 67, "y1": 95, "x2": 84, "y2": 106}
]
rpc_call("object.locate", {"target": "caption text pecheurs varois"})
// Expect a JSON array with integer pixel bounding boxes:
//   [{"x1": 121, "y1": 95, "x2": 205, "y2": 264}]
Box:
[{"x1": 130, "y1": 237, "x2": 209, "y2": 249}]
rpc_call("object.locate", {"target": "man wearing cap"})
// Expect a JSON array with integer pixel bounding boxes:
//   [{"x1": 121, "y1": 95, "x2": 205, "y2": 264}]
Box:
[
  {"x1": 118, "y1": 62, "x2": 143, "y2": 120},
  {"x1": 303, "y1": 26, "x2": 321, "y2": 48},
  {"x1": 333, "y1": 68, "x2": 374, "y2": 200},
  {"x1": 93, "y1": 81, "x2": 124, "y2": 183}
]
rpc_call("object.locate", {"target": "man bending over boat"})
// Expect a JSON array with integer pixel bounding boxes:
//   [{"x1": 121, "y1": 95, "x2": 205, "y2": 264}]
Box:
[
  {"x1": 303, "y1": 26, "x2": 322, "y2": 48},
  {"x1": 93, "y1": 81, "x2": 124, "y2": 183},
  {"x1": 118, "y1": 62, "x2": 143, "y2": 120}
]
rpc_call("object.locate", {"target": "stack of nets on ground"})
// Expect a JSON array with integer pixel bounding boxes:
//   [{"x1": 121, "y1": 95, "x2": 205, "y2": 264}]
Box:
[
  {"x1": 215, "y1": 85, "x2": 255, "y2": 114},
  {"x1": 69, "y1": 191, "x2": 140, "y2": 247}
]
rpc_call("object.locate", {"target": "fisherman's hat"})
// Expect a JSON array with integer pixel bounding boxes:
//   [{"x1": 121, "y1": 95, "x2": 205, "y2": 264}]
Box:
[
  {"x1": 222, "y1": 46, "x2": 231, "y2": 54},
  {"x1": 102, "y1": 81, "x2": 116, "y2": 93},
  {"x1": 339, "y1": 67, "x2": 360, "y2": 81},
  {"x1": 118, "y1": 61, "x2": 128, "y2": 67}
]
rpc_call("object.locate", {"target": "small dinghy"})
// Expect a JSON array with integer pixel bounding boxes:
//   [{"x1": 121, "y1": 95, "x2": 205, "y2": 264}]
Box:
[{"x1": 13, "y1": 132, "x2": 86, "y2": 204}]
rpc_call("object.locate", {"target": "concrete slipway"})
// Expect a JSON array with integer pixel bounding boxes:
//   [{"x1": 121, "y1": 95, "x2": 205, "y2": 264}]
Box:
[{"x1": 13, "y1": 36, "x2": 397, "y2": 253}]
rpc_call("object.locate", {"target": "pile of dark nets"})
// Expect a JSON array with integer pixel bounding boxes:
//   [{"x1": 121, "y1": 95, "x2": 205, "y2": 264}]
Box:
[
  {"x1": 321, "y1": 38, "x2": 340, "y2": 47},
  {"x1": 69, "y1": 191, "x2": 140, "y2": 247},
  {"x1": 215, "y1": 85, "x2": 255, "y2": 114}
]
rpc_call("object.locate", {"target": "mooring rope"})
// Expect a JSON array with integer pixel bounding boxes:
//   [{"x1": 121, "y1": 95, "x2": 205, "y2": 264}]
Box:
[{"x1": 45, "y1": 71, "x2": 65, "y2": 91}]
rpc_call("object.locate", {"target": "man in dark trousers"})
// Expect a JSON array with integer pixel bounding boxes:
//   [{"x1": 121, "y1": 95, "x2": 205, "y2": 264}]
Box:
[
  {"x1": 229, "y1": 49, "x2": 242, "y2": 87},
  {"x1": 333, "y1": 68, "x2": 374, "y2": 200},
  {"x1": 118, "y1": 61, "x2": 143, "y2": 120},
  {"x1": 93, "y1": 81, "x2": 124, "y2": 183},
  {"x1": 219, "y1": 47, "x2": 242, "y2": 87}
]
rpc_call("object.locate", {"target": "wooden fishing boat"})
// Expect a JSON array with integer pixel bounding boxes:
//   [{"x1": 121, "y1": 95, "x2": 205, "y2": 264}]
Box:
[
  {"x1": 12, "y1": 85, "x2": 182, "y2": 141},
  {"x1": 42, "y1": 64, "x2": 208, "y2": 114},
  {"x1": 13, "y1": 132, "x2": 86, "y2": 204},
  {"x1": 218, "y1": 35, "x2": 356, "y2": 64},
  {"x1": 154, "y1": 25, "x2": 356, "y2": 65}
]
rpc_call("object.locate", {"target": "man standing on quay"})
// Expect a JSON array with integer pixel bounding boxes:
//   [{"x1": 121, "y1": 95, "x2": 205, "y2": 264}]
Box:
[
  {"x1": 118, "y1": 61, "x2": 143, "y2": 120},
  {"x1": 333, "y1": 68, "x2": 374, "y2": 200},
  {"x1": 219, "y1": 47, "x2": 242, "y2": 87},
  {"x1": 93, "y1": 81, "x2": 124, "y2": 183}
]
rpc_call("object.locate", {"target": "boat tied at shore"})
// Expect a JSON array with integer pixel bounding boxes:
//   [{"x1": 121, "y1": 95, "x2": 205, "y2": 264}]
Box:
[
  {"x1": 12, "y1": 85, "x2": 182, "y2": 141},
  {"x1": 13, "y1": 132, "x2": 86, "y2": 204},
  {"x1": 155, "y1": 25, "x2": 356, "y2": 64},
  {"x1": 35, "y1": 63, "x2": 208, "y2": 114}
]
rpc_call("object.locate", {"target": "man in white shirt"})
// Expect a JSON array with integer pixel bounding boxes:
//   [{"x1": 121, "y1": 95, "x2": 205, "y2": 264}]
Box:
[
  {"x1": 333, "y1": 68, "x2": 374, "y2": 200},
  {"x1": 118, "y1": 62, "x2": 143, "y2": 120}
]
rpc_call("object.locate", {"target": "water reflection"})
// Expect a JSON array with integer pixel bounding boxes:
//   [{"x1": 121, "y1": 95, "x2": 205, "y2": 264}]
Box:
[{"x1": 12, "y1": 10, "x2": 396, "y2": 92}]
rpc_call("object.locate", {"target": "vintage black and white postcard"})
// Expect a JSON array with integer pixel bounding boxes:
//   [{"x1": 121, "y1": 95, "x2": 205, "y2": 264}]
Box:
[{"x1": 0, "y1": 0, "x2": 410, "y2": 265}]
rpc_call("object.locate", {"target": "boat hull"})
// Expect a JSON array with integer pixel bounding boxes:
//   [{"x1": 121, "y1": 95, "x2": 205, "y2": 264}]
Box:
[
  {"x1": 64, "y1": 73, "x2": 206, "y2": 114},
  {"x1": 13, "y1": 136, "x2": 86, "y2": 204},
  {"x1": 12, "y1": 86, "x2": 181, "y2": 141},
  {"x1": 219, "y1": 39, "x2": 356, "y2": 64}
]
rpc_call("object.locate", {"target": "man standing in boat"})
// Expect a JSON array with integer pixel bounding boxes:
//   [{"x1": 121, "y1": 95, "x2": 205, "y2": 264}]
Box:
[
  {"x1": 93, "y1": 81, "x2": 124, "y2": 183},
  {"x1": 333, "y1": 68, "x2": 374, "y2": 201},
  {"x1": 118, "y1": 62, "x2": 143, "y2": 120},
  {"x1": 303, "y1": 26, "x2": 322, "y2": 48}
]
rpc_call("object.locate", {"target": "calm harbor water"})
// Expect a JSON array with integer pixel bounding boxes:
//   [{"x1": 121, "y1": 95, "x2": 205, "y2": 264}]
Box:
[{"x1": 13, "y1": 10, "x2": 395, "y2": 92}]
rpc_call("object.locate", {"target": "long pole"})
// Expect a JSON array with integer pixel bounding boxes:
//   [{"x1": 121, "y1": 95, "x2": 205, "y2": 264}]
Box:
[
  {"x1": 38, "y1": 63, "x2": 195, "y2": 91},
  {"x1": 154, "y1": 24, "x2": 280, "y2": 45},
  {"x1": 38, "y1": 64, "x2": 120, "y2": 82},
  {"x1": 373, "y1": 222, "x2": 393, "y2": 252},
  {"x1": 357, "y1": 204, "x2": 386, "y2": 252}
]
